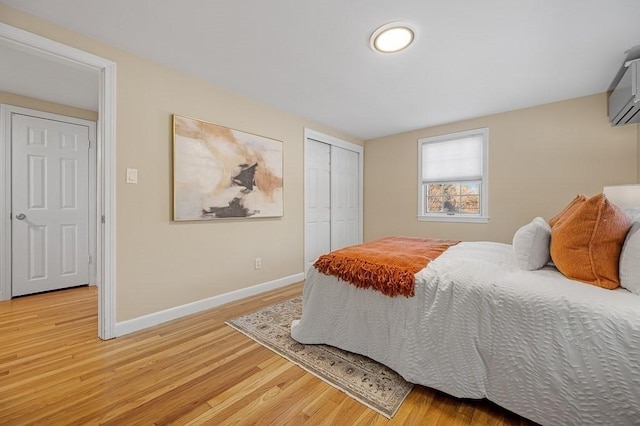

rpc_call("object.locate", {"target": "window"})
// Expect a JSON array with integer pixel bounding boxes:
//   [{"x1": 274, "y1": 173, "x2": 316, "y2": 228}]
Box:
[{"x1": 418, "y1": 128, "x2": 488, "y2": 223}]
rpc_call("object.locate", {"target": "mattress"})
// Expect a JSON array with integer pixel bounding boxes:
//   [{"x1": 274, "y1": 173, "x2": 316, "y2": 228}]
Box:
[{"x1": 290, "y1": 241, "x2": 640, "y2": 425}]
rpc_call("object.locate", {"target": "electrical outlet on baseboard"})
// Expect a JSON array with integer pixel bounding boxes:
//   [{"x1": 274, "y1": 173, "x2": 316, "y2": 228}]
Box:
[{"x1": 254, "y1": 258, "x2": 262, "y2": 270}]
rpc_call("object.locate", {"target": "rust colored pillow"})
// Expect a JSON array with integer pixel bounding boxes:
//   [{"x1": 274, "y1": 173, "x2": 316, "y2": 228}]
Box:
[
  {"x1": 548, "y1": 194, "x2": 587, "y2": 228},
  {"x1": 550, "y1": 193, "x2": 632, "y2": 289}
]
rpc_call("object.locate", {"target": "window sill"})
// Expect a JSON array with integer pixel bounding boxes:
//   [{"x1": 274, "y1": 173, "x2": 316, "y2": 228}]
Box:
[{"x1": 417, "y1": 215, "x2": 489, "y2": 224}]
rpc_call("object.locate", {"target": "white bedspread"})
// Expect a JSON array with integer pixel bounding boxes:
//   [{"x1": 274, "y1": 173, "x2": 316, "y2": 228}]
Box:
[{"x1": 291, "y1": 242, "x2": 640, "y2": 425}]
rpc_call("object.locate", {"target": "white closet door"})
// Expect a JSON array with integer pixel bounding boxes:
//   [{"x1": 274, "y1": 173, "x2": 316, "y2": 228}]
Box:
[
  {"x1": 304, "y1": 132, "x2": 362, "y2": 277},
  {"x1": 304, "y1": 139, "x2": 331, "y2": 274},
  {"x1": 330, "y1": 146, "x2": 359, "y2": 251}
]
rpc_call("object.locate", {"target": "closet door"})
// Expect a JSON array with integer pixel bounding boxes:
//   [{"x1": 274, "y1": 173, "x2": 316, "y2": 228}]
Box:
[
  {"x1": 304, "y1": 139, "x2": 331, "y2": 274},
  {"x1": 304, "y1": 133, "x2": 362, "y2": 276},
  {"x1": 330, "y1": 146, "x2": 359, "y2": 251}
]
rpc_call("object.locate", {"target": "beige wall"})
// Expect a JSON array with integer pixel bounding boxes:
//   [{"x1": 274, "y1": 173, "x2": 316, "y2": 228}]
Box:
[
  {"x1": 0, "y1": 5, "x2": 362, "y2": 321},
  {"x1": 0, "y1": 91, "x2": 98, "y2": 121},
  {"x1": 637, "y1": 124, "x2": 640, "y2": 182},
  {"x1": 365, "y1": 93, "x2": 638, "y2": 244}
]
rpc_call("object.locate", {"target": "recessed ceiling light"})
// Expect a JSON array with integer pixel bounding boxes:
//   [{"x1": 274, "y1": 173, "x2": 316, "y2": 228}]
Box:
[{"x1": 370, "y1": 22, "x2": 416, "y2": 53}]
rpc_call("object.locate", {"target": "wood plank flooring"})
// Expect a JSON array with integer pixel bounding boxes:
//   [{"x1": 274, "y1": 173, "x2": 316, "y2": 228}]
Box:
[{"x1": 0, "y1": 283, "x2": 534, "y2": 425}]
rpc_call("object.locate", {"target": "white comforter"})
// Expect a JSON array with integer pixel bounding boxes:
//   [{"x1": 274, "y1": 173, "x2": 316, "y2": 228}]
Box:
[{"x1": 291, "y1": 242, "x2": 640, "y2": 425}]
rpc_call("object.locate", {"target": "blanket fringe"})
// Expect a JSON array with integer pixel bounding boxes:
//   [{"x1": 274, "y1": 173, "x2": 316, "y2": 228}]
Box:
[
  {"x1": 313, "y1": 237, "x2": 460, "y2": 297},
  {"x1": 314, "y1": 255, "x2": 417, "y2": 297}
]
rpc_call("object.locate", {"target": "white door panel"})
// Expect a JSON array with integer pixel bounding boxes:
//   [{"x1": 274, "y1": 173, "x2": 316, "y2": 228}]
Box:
[
  {"x1": 331, "y1": 146, "x2": 359, "y2": 251},
  {"x1": 12, "y1": 114, "x2": 90, "y2": 296},
  {"x1": 304, "y1": 139, "x2": 331, "y2": 274},
  {"x1": 305, "y1": 134, "x2": 362, "y2": 277}
]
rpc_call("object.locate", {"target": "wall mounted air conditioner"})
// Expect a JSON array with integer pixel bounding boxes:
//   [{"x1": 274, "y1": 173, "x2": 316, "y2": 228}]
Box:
[{"x1": 609, "y1": 58, "x2": 640, "y2": 126}]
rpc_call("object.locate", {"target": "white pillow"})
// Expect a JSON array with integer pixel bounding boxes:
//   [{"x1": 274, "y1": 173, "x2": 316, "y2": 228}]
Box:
[
  {"x1": 512, "y1": 217, "x2": 551, "y2": 271},
  {"x1": 620, "y1": 221, "x2": 640, "y2": 295}
]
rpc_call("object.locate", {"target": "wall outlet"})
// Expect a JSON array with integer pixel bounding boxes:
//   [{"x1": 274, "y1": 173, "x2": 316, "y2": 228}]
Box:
[{"x1": 254, "y1": 258, "x2": 262, "y2": 270}]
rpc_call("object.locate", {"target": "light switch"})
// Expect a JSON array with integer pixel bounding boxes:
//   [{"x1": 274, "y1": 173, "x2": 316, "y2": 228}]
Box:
[{"x1": 126, "y1": 168, "x2": 138, "y2": 184}]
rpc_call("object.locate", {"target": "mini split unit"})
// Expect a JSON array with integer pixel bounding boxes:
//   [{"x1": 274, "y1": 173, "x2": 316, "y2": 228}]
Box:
[{"x1": 609, "y1": 54, "x2": 640, "y2": 126}]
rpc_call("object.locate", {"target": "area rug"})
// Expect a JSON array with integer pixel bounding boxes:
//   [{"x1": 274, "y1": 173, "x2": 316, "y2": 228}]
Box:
[{"x1": 225, "y1": 296, "x2": 414, "y2": 418}]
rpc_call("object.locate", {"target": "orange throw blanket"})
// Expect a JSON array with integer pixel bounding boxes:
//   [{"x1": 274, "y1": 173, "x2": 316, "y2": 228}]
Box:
[{"x1": 313, "y1": 236, "x2": 460, "y2": 297}]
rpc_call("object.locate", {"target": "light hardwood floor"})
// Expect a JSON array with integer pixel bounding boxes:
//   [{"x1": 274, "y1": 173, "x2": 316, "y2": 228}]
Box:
[{"x1": 0, "y1": 283, "x2": 534, "y2": 425}]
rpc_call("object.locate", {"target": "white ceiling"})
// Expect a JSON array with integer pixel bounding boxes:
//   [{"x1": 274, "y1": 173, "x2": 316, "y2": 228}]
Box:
[
  {"x1": 0, "y1": 39, "x2": 99, "y2": 111},
  {"x1": 1, "y1": 0, "x2": 640, "y2": 139}
]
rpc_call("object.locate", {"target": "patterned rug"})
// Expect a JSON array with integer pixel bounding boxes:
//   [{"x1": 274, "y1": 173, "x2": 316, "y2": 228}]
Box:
[{"x1": 225, "y1": 296, "x2": 414, "y2": 418}]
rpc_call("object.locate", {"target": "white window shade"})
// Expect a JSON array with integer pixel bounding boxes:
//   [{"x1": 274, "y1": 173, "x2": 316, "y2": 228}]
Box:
[{"x1": 421, "y1": 136, "x2": 483, "y2": 182}]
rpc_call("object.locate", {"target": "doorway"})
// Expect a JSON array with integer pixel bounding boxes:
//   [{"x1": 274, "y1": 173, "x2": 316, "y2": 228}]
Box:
[
  {"x1": 6, "y1": 107, "x2": 96, "y2": 297},
  {"x1": 0, "y1": 22, "x2": 116, "y2": 339},
  {"x1": 304, "y1": 129, "x2": 363, "y2": 275}
]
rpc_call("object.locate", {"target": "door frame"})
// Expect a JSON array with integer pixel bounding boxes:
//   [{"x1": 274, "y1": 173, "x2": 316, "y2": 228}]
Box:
[
  {"x1": 2, "y1": 106, "x2": 97, "y2": 295},
  {"x1": 303, "y1": 129, "x2": 363, "y2": 276},
  {"x1": 0, "y1": 23, "x2": 117, "y2": 340}
]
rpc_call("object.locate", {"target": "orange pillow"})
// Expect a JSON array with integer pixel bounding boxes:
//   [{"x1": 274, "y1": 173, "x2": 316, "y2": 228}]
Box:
[
  {"x1": 548, "y1": 194, "x2": 587, "y2": 228},
  {"x1": 550, "y1": 193, "x2": 632, "y2": 289}
]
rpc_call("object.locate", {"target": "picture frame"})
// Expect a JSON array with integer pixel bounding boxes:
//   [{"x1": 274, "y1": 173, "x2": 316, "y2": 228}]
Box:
[{"x1": 172, "y1": 115, "x2": 283, "y2": 221}]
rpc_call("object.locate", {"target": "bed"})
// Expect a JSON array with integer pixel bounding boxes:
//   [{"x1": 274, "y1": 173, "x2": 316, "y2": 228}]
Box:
[{"x1": 291, "y1": 240, "x2": 640, "y2": 425}]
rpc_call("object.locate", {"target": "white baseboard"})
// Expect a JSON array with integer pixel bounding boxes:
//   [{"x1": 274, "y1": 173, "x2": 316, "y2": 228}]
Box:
[{"x1": 114, "y1": 272, "x2": 304, "y2": 337}]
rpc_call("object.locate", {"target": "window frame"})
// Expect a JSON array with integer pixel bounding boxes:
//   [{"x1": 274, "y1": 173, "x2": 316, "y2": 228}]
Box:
[{"x1": 417, "y1": 128, "x2": 489, "y2": 223}]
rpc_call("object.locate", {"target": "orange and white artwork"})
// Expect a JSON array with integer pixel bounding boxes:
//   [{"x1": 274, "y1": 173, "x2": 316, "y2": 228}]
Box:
[{"x1": 173, "y1": 115, "x2": 283, "y2": 220}]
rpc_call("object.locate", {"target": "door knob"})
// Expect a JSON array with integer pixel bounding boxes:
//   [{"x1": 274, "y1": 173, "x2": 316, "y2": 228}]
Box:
[{"x1": 15, "y1": 213, "x2": 26, "y2": 220}]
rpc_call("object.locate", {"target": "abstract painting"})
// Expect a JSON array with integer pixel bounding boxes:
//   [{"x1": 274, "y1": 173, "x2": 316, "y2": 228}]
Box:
[{"x1": 173, "y1": 115, "x2": 283, "y2": 220}]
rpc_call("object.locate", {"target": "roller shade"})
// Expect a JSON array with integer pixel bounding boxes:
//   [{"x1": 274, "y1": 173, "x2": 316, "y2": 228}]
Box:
[{"x1": 421, "y1": 135, "x2": 483, "y2": 182}]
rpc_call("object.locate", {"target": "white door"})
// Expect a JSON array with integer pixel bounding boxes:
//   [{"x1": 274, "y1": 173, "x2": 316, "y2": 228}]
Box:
[
  {"x1": 304, "y1": 131, "x2": 362, "y2": 276},
  {"x1": 331, "y1": 146, "x2": 359, "y2": 251},
  {"x1": 304, "y1": 139, "x2": 331, "y2": 274},
  {"x1": 11, "y1": 113, "x2": 90, "y2": 296}
]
